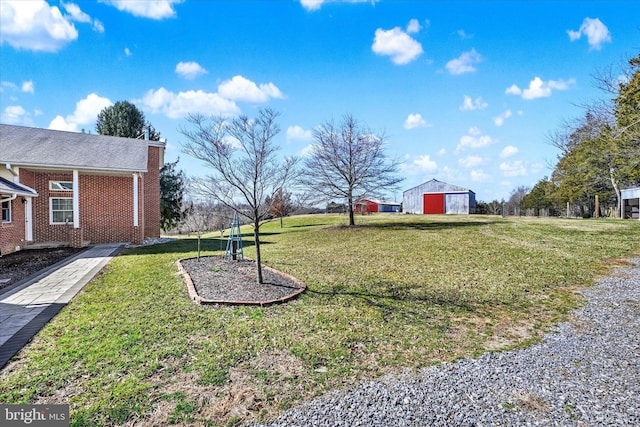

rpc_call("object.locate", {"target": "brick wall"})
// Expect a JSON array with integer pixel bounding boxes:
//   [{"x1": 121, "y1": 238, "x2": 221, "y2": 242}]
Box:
[
  {"x1": 144, "y1": 145, "x2": 161, "y2": 238},
  {"x1": 30, "y1": 171, "x2": 143, "y2": 245},
  {"x1": 0, "y1": 197, "x2": 25, "y2": 255}
]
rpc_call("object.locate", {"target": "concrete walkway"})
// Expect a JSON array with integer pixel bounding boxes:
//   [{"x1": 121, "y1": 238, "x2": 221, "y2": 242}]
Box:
[{"x1": 0, "y1": 243, "x2": 122, "y2": 369}]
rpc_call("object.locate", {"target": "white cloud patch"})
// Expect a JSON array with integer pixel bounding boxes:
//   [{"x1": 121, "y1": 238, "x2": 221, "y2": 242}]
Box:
[
  {"x1": 406, "y1": 18, "x2": 421, "y2": 34},
  {"x1": 0, "y1": 1, "x2": 78, "y2": 52},
  {"x1": 61, "y1": 2, "x2": 103, "y2": 32},
  {"x1": 141, "y1": 87, "x2": 240, "y2": 119},
  {"x1": 459, "y1": 95, "x2": 487, "y2": 111},
  {"x1": 506, "y1": 77, "x2": 575, "y2": 100},
  {"x1": 446, "y1": 48, "x2": 482, "y2": 75},
  {"x1": 217, "y1": 75, "x2": 284, "y2": 103},
  {"x1": 459, "y1": 155, "x2": 484, "y2": 168},
  {"x1": 456, "y1": 127, "x2": 497, "y2": 153},
  {"x1": 493, "y1": 109, "x2": 512, "y2": 126},
  {"x1": 412, "y1": 154, "x2": 438, "y2": 172},
  {"x1": 471, "y1": 169, "x2": 490, "y2": 182},
  {"x1": 300, "y1": 0, "x2": 378, "y2": 12},
  {"x1": 124, "y1": 47, "x2": 132, "y2": 56},
  {"x1": 500, "y1": 145, "x2": 519, "y2": 158},
  {"x1": 101, "y1": 0, "x2": 181, "y2": 19},
  {"x1": 175, "y1": 61, "x2": 207, "y2": 79},
  {"x1": 372, "y1": 27, "x2": 423, "y2": 65},
  {"x1": 404, "y1": 113, "x2": 430, "y2": 129},
  {"x1": 457, "y1": 29, "x2": 472, "y2": 39},
  {"x1": 499, "y1": 160, "x2": 527, "y2": 177},
  {"x1": 1, "y1": 105, "x2": 29, "y2": 124},
  {"x1": 568, "y1": 17, "x2": 611, "y2": 50},
  {"x1": 48, "y1": 93, "x2": 112, "y2": 132},
  {"x1": 286, "y1": 125, "x2": 313, "y2": 143},
  {"x1": 21, "y1": 80, "x2": 34, "y2": 93}
]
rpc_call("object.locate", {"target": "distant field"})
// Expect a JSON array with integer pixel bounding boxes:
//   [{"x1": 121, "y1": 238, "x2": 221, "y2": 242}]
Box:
[{"x1": 2, "y1": 214, "x2": 639, "y2": 426}]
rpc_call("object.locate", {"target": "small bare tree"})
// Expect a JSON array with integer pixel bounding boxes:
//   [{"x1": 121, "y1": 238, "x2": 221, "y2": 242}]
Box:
[
  {"x1": 180, "y1": 108, "x2": 298, "y2": 284},
  {"x1": 181, "y1": 202, "x2": 216, "y2": 260},
  {"x1": 301, "y1": 114, "x2": 404, "y2": 226}
]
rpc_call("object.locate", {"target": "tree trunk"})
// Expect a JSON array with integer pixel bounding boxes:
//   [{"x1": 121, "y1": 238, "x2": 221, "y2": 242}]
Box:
[
  {"x1": 254, "y1": 219, "x2": 264, "y2": 284},
  {"x1": 348, "y1": 194, "x2": 355, "y2": 226},
  {"x1": 280, "y1": 216, "x2": 283, "y2": 228},
  {"x1": 610, "y1": 166, "x2": 622, "y2": 218}
]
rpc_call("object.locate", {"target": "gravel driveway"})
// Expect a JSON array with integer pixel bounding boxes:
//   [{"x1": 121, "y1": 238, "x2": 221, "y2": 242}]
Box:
[{"x1": 257, "y1": 258, "x2": 640, "y2": 426}]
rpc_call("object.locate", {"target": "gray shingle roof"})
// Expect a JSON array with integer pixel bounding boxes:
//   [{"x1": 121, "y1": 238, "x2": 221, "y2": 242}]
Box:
[
  {"x1": 0, "y1": 176, "x2": 38, "y2": 197},
  {"x1": 0, "y1": 124, "x2": 150, "y2": 172}
]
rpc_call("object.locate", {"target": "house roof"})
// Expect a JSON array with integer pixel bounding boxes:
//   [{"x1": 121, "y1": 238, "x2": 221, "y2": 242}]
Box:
[
  {"x1": 403, "y1": 178, "x2": 474, "y2": 195},
  {"x1": 0, "y1": 176, "x2": 38, "y2": 197},
  {"x1": 0, "y1": 124, "x2": 153, "y2": 173}
]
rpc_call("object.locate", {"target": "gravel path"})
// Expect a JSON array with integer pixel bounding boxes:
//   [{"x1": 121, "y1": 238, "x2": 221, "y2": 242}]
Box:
[{"x1": 257, "y1": 258, "x2": 640, "y2": 426}]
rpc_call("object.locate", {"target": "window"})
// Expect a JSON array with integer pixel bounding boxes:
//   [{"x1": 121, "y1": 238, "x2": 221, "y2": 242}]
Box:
[
  {"x1": 50, "y1": 197, "x2": 73, "y2": 224},
  {"x1": 1, "y1": 200, "x2": 10, "y2": 223},
  {"x1": 50, "y1": 181, "x2": 73, "y2": 191}
]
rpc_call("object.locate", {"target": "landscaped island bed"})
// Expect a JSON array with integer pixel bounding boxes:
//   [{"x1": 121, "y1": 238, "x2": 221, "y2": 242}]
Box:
[{"x1": 1, "y1": 214, "x2": 639, "y2": 426}]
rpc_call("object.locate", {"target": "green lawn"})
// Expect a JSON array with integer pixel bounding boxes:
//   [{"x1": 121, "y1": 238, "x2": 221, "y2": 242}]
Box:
[{"x1": 2, "y1": 214, "x2": 639, "y2": 426}]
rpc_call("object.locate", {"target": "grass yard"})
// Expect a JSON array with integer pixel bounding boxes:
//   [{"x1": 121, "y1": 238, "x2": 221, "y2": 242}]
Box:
[{"x1": 1, "y1": 214, "x2": 640, "y2": 426}]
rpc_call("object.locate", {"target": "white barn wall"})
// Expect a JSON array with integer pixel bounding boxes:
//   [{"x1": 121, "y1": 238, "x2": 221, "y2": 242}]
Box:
[{"x1": 402, "y1": 179, "x2": 476, "y2": 214}]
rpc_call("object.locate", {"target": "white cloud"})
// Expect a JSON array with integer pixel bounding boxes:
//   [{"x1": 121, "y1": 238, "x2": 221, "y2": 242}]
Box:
[
  {"x1": 457, "y1": 29, "x2": 472, "y2": 39},
  {"x1": 412, "y1": 154, "x2": 438, "y2": 172},
  {"x1": 406, "y1": 19, "x2": 421, "y2": 34},
  {"x1": 500, "y1": 145, "x2": 519, "y2": 158},
  {"x1": 0, "y1": 0, "x2": 78, "y2": 52},
  {"x1": 21, "y1": 80, "x2": 34, "y2": 93},
  {"x1": 286, "y1": 125, "x2": 313, "y2": 143},
  {"x1": 506, "y1": 77, "x2": 575, "y2": 100},
  {"x1": 175, "y1": 61, "x2": 207, "y2": 79},
  {"x1": 437, "y1": 148, "x2": 446, "y2": 155},
  {"x1": 471, "y1": 169, "x2": 490, "y2": 182},
  {"x1": 300, "y1": 0, "x2": 377, "y2": 11},
  {"x1": 404, "y1": 113, "x2": 430, "y2": 129},
  {"x1": 459, "y1": 95, "x2": 487, "y2": 111},
  {"x1": 493, "y1": 109, "x2": 512, "y2": 126},
  {"x1": 372, "y1": 27, "x2": 423, "y2": 65},
  {"x1": 1, "y1": 105, "x2": 28, "y2": 124},
  {"x1": 124, "y1": 47, "x2": 132, "y2": 56},
  {"x1": 446, "y1": 48, "x2": 482, "y2": 75},
  {"x1": 456, "y1": 127, "x2": 497, "y2": 153},
  {"x1": 459, "y1": 155, "x2": 484, "y2": 168},
  {"x1": 299, "y1": 144, "x2": 315, "y2": 158},
  {"x1": 47, "y1": 93, "x2": 112, "y2": 131},
  {"x1": 217, "y1": 75, "x2": 284, "y2": 103},
  {"x1": 101, "y1": 0, "x2": 181, "y2": 19},
  {"x1": 61, "y1": 1, "x2": 103, "y2": 32},
  {"x1": 568, "y1": 17, "x2": 611, "y2": 50},
  {"x1": 499, "y1": 160, "x2": 527, "y2": 177},
  {"x1": 141, "y1": 87, "x2": 240, "y2": 119}
]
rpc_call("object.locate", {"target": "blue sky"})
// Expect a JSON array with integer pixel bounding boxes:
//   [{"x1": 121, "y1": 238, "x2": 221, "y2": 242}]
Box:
[{"x1": 1, "y1": 1, "x2": 638, "y2": 202}]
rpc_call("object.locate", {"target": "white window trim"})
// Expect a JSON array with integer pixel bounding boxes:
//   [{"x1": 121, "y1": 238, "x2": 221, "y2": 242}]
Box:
[
  {"x1": 49, "y1": 180, "x2": 73, "y2": 191},
  {"x1": 1, "y1": 200, "x2": 11, "y2": 223},
  {"x1": 50, "y1": 197, "x2": 74, "y2": 225}
]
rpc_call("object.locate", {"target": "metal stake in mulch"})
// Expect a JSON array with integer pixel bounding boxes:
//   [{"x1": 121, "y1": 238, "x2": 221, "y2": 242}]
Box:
[{"x1": 224, "y1": 211, "x2": 244, "y2": 261}]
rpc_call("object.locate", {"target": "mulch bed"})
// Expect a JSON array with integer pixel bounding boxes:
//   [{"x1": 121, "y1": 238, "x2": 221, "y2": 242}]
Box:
[
  {"x1": 0, "y1": 247, "x2": 84, "y2": 291},
  {"x1": 178, "y1": 256, "x2": 306, "y2": 306}
]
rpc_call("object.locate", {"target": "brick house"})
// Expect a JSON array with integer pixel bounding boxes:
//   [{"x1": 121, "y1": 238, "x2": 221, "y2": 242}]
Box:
[{"x1": 0, "y1": 124, "x2": 164, "y2": 255}]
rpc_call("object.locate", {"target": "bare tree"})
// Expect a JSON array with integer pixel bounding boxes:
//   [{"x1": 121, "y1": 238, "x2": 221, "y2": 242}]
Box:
[
  {"x1": 301, "y1": 114, "x2": 404, "y2": 226},
  {"x1": 180, "y1": 108, "x2": 299, "y2": 284},
  {"x1": 181, "y1": 202, "x2": 216, "y2": 260}
]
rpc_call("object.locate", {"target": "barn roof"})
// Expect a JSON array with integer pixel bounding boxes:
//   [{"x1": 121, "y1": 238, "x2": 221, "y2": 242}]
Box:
[
  {"x1": 0, "y1": 124, "x2": 154, "y2": 173},
  {"x1": 403, "y1": 179, "x2": 474, "y2": 194}
]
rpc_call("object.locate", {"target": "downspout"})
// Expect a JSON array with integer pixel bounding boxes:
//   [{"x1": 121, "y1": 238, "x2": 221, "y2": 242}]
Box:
[{"x1": 3, "y1": 164, "x2": 20, "y2": 203}]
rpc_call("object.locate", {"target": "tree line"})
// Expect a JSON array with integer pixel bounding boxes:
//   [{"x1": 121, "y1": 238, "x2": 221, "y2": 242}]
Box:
[{"x1": 478, "y1": 55, "x2": 639, "y2": 218}]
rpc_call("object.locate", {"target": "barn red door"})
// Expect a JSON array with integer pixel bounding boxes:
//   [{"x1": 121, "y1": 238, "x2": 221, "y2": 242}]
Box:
[{"x1": 423, "y1": 193, "x2": 445, "y2": 214}]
